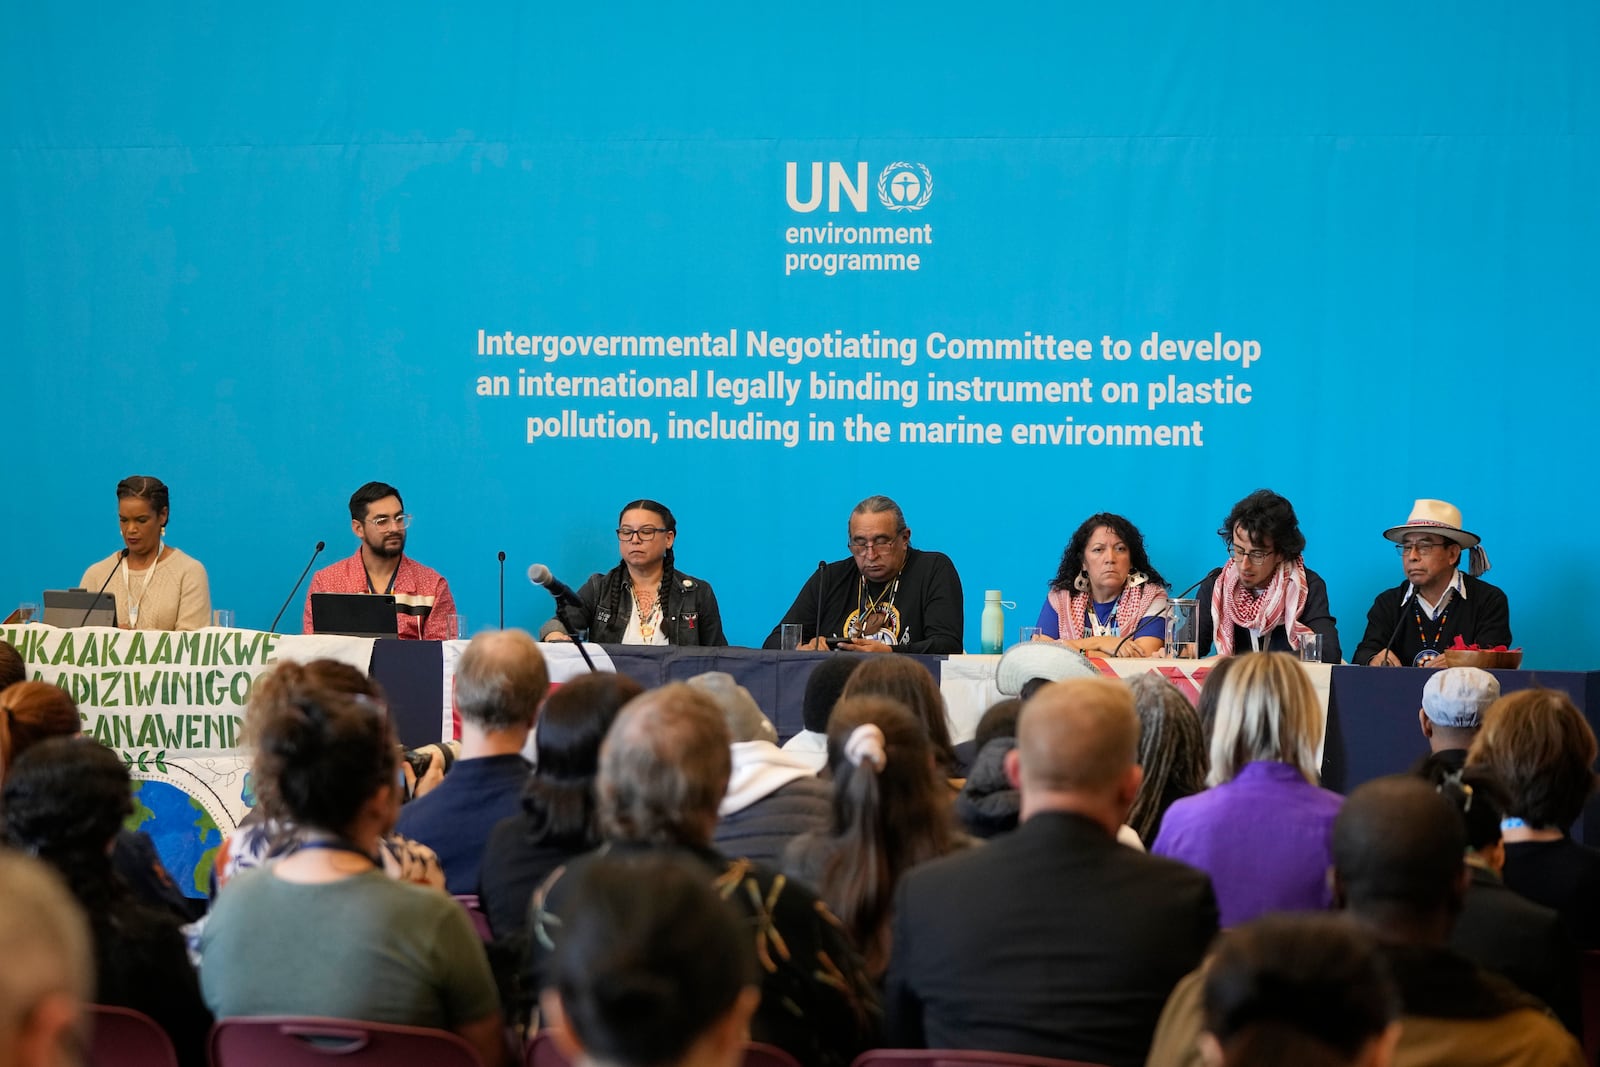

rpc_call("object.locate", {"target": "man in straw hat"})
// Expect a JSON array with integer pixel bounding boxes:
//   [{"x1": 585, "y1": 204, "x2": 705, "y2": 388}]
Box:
[{"x1": 1354, "y1": 500, "x2": 1511, "y2": 667}]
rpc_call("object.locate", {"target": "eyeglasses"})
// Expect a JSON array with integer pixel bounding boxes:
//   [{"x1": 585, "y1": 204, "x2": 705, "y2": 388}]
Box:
[
  {"x1": 1397, "y1": 540, "x2": 1449, "y2": 557},
  {"x1": 617, "y1": 526, "x2": 669, "y2": 542},
  {"x1": 848, "y1": 534, "x2": 902, "y2": 553},
  {"x1": 366, "y1": 513, "x2": 412, "y2": 530},
  {"x1": 1225, "y1": 542, "x2": 1276, "y2": 563}
]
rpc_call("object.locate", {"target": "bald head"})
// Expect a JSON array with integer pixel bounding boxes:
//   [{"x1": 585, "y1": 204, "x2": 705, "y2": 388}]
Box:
[
  {"x1": 454, "y1": 628, "x2": 550, "y2": 731},
  {"x1": 599, "y1": 684, "x2": 732, "y2": 847},
  {"x1": 1017, "y1": 677, "x2": 1140, "y2": 795}
]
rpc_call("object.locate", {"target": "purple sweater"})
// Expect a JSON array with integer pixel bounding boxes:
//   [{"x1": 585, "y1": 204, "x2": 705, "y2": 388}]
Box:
[{"x1": 1151, "y1": 761, "x2": 1343, "y2": 928}]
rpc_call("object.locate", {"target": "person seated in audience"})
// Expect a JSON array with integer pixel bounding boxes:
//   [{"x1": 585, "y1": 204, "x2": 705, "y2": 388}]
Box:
[
  {"x1": 781, "y1": 653, "x2": 865, "y2": 773},
  {"x1": 1034, "y1": 512, "x2": 1169, "y2": 657},
  {"x1": 1354, "y1": 500, "x2": 1511, "y2": 666},
  {"x1": 1196, "y1": 490, "x2": 1340, "y2": 660},
  {"x1": 527, "y1": 683, "x2": 878, "y2": 1067},
  {"x1": 993, "y1": 639, "x2": 1099, "y2": 700},
  {"x1": 1414, "y1": 667, "x2": 1497, "y2": 770},
  {"x1": 540, "y1": 853, "x2": 759, "y2": 1067},
  {"x1": 478, "y1": 671, "x2": 642, "y2": 944},
  {"x1": 763, "y1": 494, "x2": 965, "y2": 654},
  {"x1": 1149, "y1": 776, "x2": 1584, "y2": 1067},
  {"x1": 838, "y1": 654, "x2": 961, "y2": 777},
  {"x1": 396, "y1": 629, "x2": 549, "y2": 894},
  {"x1": 1465, "y1": 687, "x2": 1600, "y2": 948},
  {"x1": 2, "y1": 737, "x2": 212, "y2": 1067},
  {"x1": 694, "y1": 672, "x2": 831, "y2": 868},
  {"x1": 0, "y1": 639, "x2": 25, "y2": 691},
  {"x1": 955, "y1": 698, "x2": 1023, "y2": 837},
  {"x1": 0, "y1": 853, "x2": 93, "y2": 1067},
  {"x1": 1416, "y1": 758, "x2": 1579, "y2": 1035},
  {"x1": 540, "y1": 499, "x2": 726, "y2": 645},
  {"x1": 200, "y1": 661, "x2": 506, "y2": 1066},
  {"x1": 886, "y1": 676, "x2": 1219, "y2": 1067},
  {"x1": 1127, "y1": 672, "x2": 1208, "y2": 845},
  {"x1": 781, "y1": 695, "x2": 971, "y2": 976},
  {"x1": 214, "y1": 660, "x2": 444, "y2": 892},
  {"x1": 0, "y1": 680, "x2": 200, "y2": 919},
  {"x1": 78, "y1": 475, "x2": 212, "y2": 631},
  {"x1": 1192, "y1": 652, "x2": 1240, "y2": 745},
  {"x1": 1153, "y1": 652, "x2": 1342, "y2": 927},
  {"x1": 1199, "y1": 914, "x2": 1399, "y2": 1067}
]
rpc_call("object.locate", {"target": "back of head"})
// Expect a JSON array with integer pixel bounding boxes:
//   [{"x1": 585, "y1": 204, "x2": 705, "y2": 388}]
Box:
[
  {"x1": 454, "y1": 628, "x2": 550, "y2": 732},
  {"x1": 973, "y1": 697, "x2": 1023, "y2": 753},
  {"x1": 687, "y1": 672, "x2": 775, "y2": 744},
  {"x1": 0, "y1": 853, "x2": 93, "y2": 1063},
  {"x1": 801, "y1": 654, "x2": 865, "y2": 734},
  {"x1": 1421, "y1": 667, "x2": 1499, "y2": 732},
  {"x1": 1467, "y1": 688, "x2": 1598, "y2": 830},
  {"x1": 840, "y1": 656, "x2": 955, "y2": 772},
  {"x1": 526, "y1": 672, "x2": 645, "y2": 846},
  {"x1": 0, "y1": 640, "x2": 24, "y2": 693},
  {"x1": 0, "y1": 681, "x2": 81, "y2": 779},
  {"x1": 1127, "y1": 672, "x2": 1208, "y2": 841},
  {"x1": 550, "y1": 852, "x2": 755, "y2": 1067},
  {"x1": 1333, "y1": 776, "x2": 1466, "y2": 925},
  {"x1": 1209, "y1": 652, "x2": 1322, "y2": 786},
  {"x1": 1203, "y1": 914, "x2": 1398, "y2": 1066},
  {"x1": 1414, "y1": 756, "x2": 1508, "y2": 853},
  {"x1": 599, "y1": 684, "x2": 731, "y2": 847},
  {"x1": 1194, "y1": 653, "x2": 1241, "y2": 750},
  {"x1": 3, "y1": 737, "x2": 132, "y2": 871},
  {"x1": 1017, "y1": 677, "x2": 1139, "y2": 796},
  {"x1": 244, "y1": 659, "x2": 397, "y2": 835}
]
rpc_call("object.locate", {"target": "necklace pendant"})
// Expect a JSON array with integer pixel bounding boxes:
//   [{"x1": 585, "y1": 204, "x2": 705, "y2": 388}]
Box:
[{"x1": 640, "y1": 622, "x2": 655, "y2": 640}]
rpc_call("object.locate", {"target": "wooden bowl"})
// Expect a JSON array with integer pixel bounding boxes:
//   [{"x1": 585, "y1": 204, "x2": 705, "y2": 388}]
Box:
[{"x1": 1435, "y1": 648, "x2": 1523, "y2": 669}]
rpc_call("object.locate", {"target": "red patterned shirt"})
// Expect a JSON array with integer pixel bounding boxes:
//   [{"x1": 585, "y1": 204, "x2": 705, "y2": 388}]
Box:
[{"x1": 301, "y1": 550, "x2": 456, "y2": 640}]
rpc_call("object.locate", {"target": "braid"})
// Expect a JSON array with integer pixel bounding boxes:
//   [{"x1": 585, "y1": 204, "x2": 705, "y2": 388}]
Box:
[
  {"x1": 602, "y1": 561, "x2": 629, "y2": 631},
  {"x1": 1128, "y1": 683, "x2": 1207, "y2": 842},
  {"x1": 658, "y1": 547, "x2": 676, "y2": 634}
]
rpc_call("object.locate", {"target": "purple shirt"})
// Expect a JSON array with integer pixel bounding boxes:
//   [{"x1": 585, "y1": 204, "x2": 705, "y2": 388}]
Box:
[{"x1": 1151, "y1": 761, "x2": 1343, "y2": 928}]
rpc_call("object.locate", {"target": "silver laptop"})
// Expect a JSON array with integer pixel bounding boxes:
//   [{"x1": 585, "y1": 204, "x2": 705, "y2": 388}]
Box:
[{"x1": 42, "y1": 589, "x2": 117, "y2": 628}]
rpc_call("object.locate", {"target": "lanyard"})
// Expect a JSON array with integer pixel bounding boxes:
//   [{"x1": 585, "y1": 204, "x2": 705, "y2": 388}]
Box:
[
  {"x1": 123, "y1": 545, "x2": 163, "y2": 627},
  {"x1": 292, "y1": 837, "x2": 381, "y2": 868}
]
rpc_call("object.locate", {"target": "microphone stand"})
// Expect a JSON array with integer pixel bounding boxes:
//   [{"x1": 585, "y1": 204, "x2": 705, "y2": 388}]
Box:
[
  {"x1": 554, "y1": 598, "x2": 599, "y2": 673},
  {"x1": 814, "y1": 559, "x2": 828, "y2": 646},
  {"x1": 1379, "y1": 583, "x2": 1417, "y2": 665},
  {"x1": 497, "y1": 551, "x2": 506, "y2": 630},
  {"x1": 270, "y1": 541, "x2": 326, "y2": 634},
  {"x1": 80, "y1": 550, "x2": 127, "y2": 627}
]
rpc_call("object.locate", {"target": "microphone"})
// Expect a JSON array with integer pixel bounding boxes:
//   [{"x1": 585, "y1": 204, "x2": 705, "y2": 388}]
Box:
[
  {"x1": 527, "y1": 564, "x2": 584, "y2": 606},
  {"x1": 81, "y1": 549, "x2": 128, "y2": 627},
  {"x1": 1171, "y1": 566, "x2": 1224, "y2": 602},
  {"x1": 497, "y1": 551, "x2": 506, "y2": 630},
  {"x1": 1378, "y1": 583, "x2": 1417, "y2": 665},
  {"x1": 269, "y1": 541, "x2": 326, "y2": 634},
  {"x1": 815, "y1": 560, "x2": 828, "y2": 644}
]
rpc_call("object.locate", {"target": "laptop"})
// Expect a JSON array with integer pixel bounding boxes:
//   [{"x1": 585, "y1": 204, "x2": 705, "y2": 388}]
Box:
[
  {"x1": 42, "y1": 589, "x2": 117, "y2": 628},
  {"x1": 310, "y1": 592, "x2": 400, "y2": 638}
]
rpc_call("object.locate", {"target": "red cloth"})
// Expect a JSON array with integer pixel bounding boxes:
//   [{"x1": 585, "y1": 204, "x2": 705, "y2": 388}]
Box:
[{"x1": 301, "y1": 551, "x2": 456, "y2": 640}]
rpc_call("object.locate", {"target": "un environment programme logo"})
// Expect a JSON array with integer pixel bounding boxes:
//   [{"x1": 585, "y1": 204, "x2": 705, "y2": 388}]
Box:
[
  {"x1": 781, "y1": 161, "x2": 937, "y2": 277},
  {"x1": 877, "y1": 162, "x2": 932, "y2": 212}
]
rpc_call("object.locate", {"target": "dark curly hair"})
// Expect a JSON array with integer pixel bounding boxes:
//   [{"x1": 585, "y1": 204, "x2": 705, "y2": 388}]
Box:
[
  {"x1": 1048, "y1": 512, "x2": 1166, "y2": 593},
  {"x1": 1218, "y1": 489, "x2": 1306, "y2": 560},
  {"x1": 600, "y1": 500, "x2": 678, "y2": 637}
]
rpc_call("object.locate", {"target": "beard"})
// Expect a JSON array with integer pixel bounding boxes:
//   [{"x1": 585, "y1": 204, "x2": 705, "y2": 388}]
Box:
[{"x1": 365, "y1": 532, "x2": 405, "y2": 560}]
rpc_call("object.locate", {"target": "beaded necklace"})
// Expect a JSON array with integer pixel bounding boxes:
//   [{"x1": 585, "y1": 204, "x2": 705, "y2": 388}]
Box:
[{"x1": 1413, "y1": 589, "x2": 1454, "y2": 653}]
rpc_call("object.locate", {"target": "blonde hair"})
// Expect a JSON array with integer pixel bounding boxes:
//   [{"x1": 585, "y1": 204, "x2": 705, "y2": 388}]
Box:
[
  {"x1": 1208, "y1": 652, "x2": 1322, "y2": 786},
  {"x1": 0, "y1": 854, "x2": 92, "y2": 1039}
]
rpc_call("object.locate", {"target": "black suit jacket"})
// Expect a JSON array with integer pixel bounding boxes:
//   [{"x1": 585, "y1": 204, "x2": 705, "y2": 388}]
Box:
[
  {"x1": 762, "y1": 548, "x2": 965, "y2": 653},
  {"x1": 886, "y1": 811, "x2": 1219, "y2": 1067},
  {"x1": 1196, "y1": 567, "x2": 1341, "y2": 662},
  {"x1": 1352, "y1": 574, "x2": 1512, "y2": 666},
  {"x1": 1452, "y1": 864, "x2": 1582, "y2": 1036}
]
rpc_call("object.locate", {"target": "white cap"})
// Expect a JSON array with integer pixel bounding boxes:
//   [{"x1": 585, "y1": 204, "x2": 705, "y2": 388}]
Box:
[{"x1": 1422, "y1": 667, "x2": 1500, "y2": 729}]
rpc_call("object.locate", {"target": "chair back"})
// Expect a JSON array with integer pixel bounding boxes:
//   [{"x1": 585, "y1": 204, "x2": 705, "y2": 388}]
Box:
[
  {"x1": 210, "y1": 1016, "x2": 482, "y2": 1067},
  {"x1": 87, "y1": 1005, "x2": 178, "y2": 1067},
  {"x1": 852, "y1": 1050, "x2": 1110, "y2": 1067},
  {"x1": 454, "y1": 893, "x2": 495, "y2": 941},
  {"x1": 1581, "y1": 950, "x2": 1600, "y2": 1067},
  {"x1": 526, "y1": 1033, "x2": 802, "y2": 1067}
]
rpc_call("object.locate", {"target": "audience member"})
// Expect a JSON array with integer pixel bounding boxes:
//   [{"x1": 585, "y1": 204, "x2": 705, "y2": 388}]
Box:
[
  {"x1": 993, "y1": 640, "x2": 1098, "y2": 698},
  {"x1": 1199, "y1": 914, "x2": 1399, "y2": 1067},
  {"x1": 397, "y1": 629, "x2": 549, "y2": 893},
  {"x1": 952, "y1": 696, "x2": 1020, "y2": 771},
  {"x1": 0, "y1": 639, "x2": 24, "y2": 692},
  {"x1": 955, "y1": 699, "x2": 1023, "y2": 838},
  {"x1": 540, "y1": 853, "x2": 759, "y2": 1067},
  {"x1": 528, "y1": 683, "x2": 878, "y2": 1067},
  {"x1": 478, "y1": 671, "x2": 642, "y2": 943},
  {"x1": 782, "y1": 695, "x2": 970, "y2": 975},
  {"x1": 201, "y1": 661, "x2": 505, "y2": 1066},
  {"x1": 0, "y1": 852, "x2": 92, "y2": 1067},
  {"x1": 781, "y1": 653, "x2": 864, "y2": 772},
  {"x1": 1127, "y1": 672, "x2": 1208, "y2": 844},
  {"x1": 1154, "y1": 652, "x2": 1341, "y2": 926},
  {"x1": 695, "y1": 672, "x2": 830, "y2": 867},
  {"x1": 1192, "y1": 653, "x2": 1241, "y2": 747},
  {"x1": 1465, "y1": 687, "x2": 1600, "y2": 947},
  {"x1": 886, "y1": 677, "x2": 1219, "y2": 1067},
  {"x1": 1417, "y1": 667, "x2": 1498, "y2": 770},
  {"x1": 839, "y1": 655, "x2": 959, "y2": 776},
  {"x1": 2, "y1": 738, "x2": 211, "y2": 1067},
  {"x1": 1416, "y1": 758, "x2": 1579, "y2": 1034}
]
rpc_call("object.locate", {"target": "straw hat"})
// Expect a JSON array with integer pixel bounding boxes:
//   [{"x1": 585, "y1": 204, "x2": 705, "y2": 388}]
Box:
[
  {"x1": 1383, "y1": 499, "x2": 1490, "y2": 575},
  {"x1": 996, "y1": 642, "x2": 1099, "y2": 696}
]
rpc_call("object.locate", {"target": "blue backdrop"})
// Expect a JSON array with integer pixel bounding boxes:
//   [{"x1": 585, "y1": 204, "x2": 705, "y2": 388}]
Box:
[{"x1": 5, "y1": 3, "x2": 1596, "y2": 666}]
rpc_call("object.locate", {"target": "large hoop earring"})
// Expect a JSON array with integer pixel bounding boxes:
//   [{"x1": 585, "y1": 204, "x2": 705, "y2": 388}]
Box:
[
  {"x1": 1073, "y1": 572, "x2": 1090, "y2": 593},
  {"x1": 1126, "y1": 570, "x2": 1147, "y2": 588}
]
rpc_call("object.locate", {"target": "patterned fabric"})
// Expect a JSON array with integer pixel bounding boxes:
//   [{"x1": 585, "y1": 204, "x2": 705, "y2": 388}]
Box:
[
  {"x1": 1210, "y1": 558, "x2": 1312, "y2": 656},
  {"x1": 1048, "y1": 580, "x2": 1167, "y2": 642},
  {"x1": 213, "y1": 820, "x2": 446, "y2": 894},
  {"x1": 301, "y1": 551, "x2": 456, "y2": 640}
]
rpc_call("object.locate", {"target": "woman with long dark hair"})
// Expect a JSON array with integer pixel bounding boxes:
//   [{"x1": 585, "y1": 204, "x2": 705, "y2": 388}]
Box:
[
  {"x1": 540, "y1": 499, "x2": 726, "y2": 645},
  {"x1": 1036, "y1": 512, "x2": 1169, "y2": 658}
]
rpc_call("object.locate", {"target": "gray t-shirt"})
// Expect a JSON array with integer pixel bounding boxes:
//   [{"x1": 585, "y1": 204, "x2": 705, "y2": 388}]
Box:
[{"x1": 200, "y1": 867, "x2": 498, "y2": 1029}]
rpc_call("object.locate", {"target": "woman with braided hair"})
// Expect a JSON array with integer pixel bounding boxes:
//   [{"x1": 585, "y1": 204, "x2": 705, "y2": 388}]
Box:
[
  {"x1": 78, "y1": 475, "x2": 212, "y2": 630},
  {"x1": 539, "y1": 499, "x2": 726, "y2": 645}
]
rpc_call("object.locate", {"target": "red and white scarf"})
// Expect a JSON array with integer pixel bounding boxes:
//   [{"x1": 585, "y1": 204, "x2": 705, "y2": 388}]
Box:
[
  {"x1": 1212, "y1": 557, "x2": 1313, "y2": 656},
  {"x1": 1048, "y1": 579, "x2": 1165, "y2": 642}
]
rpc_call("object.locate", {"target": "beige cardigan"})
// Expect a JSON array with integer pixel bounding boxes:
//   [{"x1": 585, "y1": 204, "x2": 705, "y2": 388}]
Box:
[{"x1": 78, "y1": 547, "x2": 212, "y2": 631}]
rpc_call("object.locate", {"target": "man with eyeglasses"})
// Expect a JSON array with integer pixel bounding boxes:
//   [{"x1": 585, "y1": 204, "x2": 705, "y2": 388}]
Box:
[
  {"x1": 301, "y1": 481, "x2": 458, "y2": 640},
  {"x1": 1353, "y1": 500, "x2": 1510, "y2": 667},
  {"x1": 762, "y1": 495, "x2": 964, "y2": 653}
]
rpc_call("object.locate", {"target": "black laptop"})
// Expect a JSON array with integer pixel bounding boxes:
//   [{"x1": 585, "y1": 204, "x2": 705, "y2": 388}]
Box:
[{"x1": 309, "y1": 593, "x2": 400, "y2": 639}]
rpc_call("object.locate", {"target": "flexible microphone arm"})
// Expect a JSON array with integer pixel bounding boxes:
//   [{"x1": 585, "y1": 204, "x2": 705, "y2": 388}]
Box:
[
  {"x1": 814, "y1": 559, "x2": 828, "y2": 645},
  {"x1": 529, "y1": 564, "x2": 598, "y2": 672},
  {"x1": 497, "y1": 551, "x2": 506, "y2": 630},
  {"x1": 269, "y1": 541, "x2": 326, "y2": 634},
  {"x1": 80, "y1": 549, "x2": 128, "y2": 627}
]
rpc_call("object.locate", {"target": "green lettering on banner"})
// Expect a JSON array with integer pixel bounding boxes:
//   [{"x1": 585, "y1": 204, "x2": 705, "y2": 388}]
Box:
[
  {"x1": 150, "y1": 633, "x2": 173, "y2": 665},
  {"x1": 79, "y1": 634, "x2": 100, "y2": 667},
  {"x1": 157, "y1": 718, "x2": 183, "y2": 749},
  {"x1": 68, "y1": 673, "x2": 92, "y2": 705},
  {"x1": 132, "y1": 673, "x2": 160, "y2": 706},
  {"x1": 91, "y1": 715, "x2": 114, "y2": 744},
  {"x1": 113, "y1": 715, "x2": 135, "y2": 747},
  {"x1": 185, "y1": 716, "x2": 200, "y2": 748},
  {"x1": 102, "y1": 632, "x2": 124, "y2": 666},
  {"x1": 136, "y1": 716, "x2": 161, "y2": 747},
  {"x1": 125, "y1": 633, "x2": 148, "y2": 665},
  {"x1": 50, "y1": 633, "x2": 76, "y2": 665},
  {"x1": 228, "y1": 671, "x2": 253, "y2": 705},
  {"x1": 174, "y1": 632, "x2": 201, "y2": 664}
]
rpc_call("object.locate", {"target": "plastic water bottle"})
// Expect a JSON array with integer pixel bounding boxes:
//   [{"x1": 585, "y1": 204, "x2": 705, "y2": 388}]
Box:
[{"x1": 981, "y1": 590, "x2": 1005, "y2": 654}]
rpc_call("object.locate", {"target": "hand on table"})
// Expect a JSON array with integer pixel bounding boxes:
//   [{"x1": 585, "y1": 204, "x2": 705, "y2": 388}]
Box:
[
  {"x1": 545, "y1": 632, "x2": 573, "y2": 642},
  {"x1": 836, "y1": 639, "x2": 894, "y2": 653},
  {"x1": 1368, "y1": 649, "x2": 1401, "y2": 666}
]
